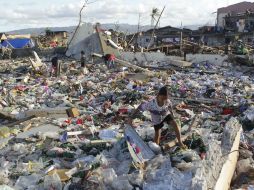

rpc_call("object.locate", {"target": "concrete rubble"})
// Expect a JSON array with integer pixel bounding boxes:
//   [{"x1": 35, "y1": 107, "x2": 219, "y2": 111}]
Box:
[{"x1": 0, "y1": 39, "x2": 254, "y2": 190}]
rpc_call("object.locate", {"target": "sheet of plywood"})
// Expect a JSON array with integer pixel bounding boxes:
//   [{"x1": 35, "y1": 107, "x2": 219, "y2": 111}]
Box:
[{"x1": 124, "y1": 125, "x2": 155, "y2": 166}]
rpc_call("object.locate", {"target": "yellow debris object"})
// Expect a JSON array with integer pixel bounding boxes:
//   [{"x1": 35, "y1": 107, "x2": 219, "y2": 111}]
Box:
[
  {"x1": 0, "y1": 127, "x2": 10, "y2": 138},
  {"x1": 48, "y1": 169, "x2": 70, "y2": 182}
]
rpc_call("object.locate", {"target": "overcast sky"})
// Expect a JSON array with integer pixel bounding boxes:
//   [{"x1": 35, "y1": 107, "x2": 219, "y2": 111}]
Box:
[{"x1": 0, "y1": 0, "x2": 252, "y2": 32}]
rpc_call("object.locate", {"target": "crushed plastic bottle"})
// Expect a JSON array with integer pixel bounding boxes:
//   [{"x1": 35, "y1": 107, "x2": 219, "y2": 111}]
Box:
[
  {"x1": 28, "y1": 158, "x2": 44, "y2": 172},
  {"x1": 12, "y1": 143, "x2": 28, "y2": 154},
  {"x1": 102, "y1": 168, "x2": 117, "y2": 185},
  {"x1": 15, "y1": 174, "x2": 41, "y2": 190},
  {"x1": 99, "y1": 129, "x2": 118, "y2": 141}
]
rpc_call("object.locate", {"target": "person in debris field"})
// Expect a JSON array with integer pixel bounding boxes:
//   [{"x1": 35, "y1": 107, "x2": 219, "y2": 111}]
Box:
[
  {"x1": 104, "y1": 53, "x2": 116, "y2": 69},
  {"x1": 51, "y1": 54, "x2": 60, "y2": 77},
  {"x1": 129, "y1": 86, "x2": 185, "y2": 147},
  {"x1": 80, "y1": 51, "x2": 85, "y2": 68}
]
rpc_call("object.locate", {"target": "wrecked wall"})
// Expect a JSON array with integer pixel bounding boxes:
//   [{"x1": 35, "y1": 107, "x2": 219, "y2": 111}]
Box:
[
  {"x1": 66, "y1": 33, "x2": 102, "y2": 59},
  {"x1": 120, "y1": 52, "x2": 167, "y2": 63},
  {"x1": 186, "y1": 54, "x2": 229, "y2": 66},
  {"x1": 120, "y1": 52, "x2": 230, "y2": 67},
  {"x1": 67, "y1": 23, "x2": 94, "y2": 48}
]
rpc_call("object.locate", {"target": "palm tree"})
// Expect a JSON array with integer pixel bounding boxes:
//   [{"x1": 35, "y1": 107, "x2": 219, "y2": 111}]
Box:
[{"x1": 151, "y1": 8, "x2": 160, "y2": 27}]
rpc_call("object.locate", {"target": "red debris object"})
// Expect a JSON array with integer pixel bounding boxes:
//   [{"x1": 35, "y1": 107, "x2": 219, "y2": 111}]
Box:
[
  {"x1": 135, "y1": 147, "x2": 141, "y2": 154},
  {"x1": 76, "y1": 118, "x2": 84, "y2": 125},
  {"x1": 118, "y1": 108, "x2": 128, "y2": 114},
  {"x1": 222, "y1": 108, "x2": 234, "y2": 115},
  {"x1": 64, "y1": 119, "x2": 72, "y2": 124}
]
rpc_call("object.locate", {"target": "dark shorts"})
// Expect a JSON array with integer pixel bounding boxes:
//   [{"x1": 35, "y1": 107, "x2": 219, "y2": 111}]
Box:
[
  {"x1": 81, "y1": 61, "x2": 85, "y2": 68},
  {"x1": 154, "y1": 114, "x2": 173, "y2": 131}
]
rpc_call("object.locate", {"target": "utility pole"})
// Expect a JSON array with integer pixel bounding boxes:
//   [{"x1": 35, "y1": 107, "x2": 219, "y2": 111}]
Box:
[
  {"x1": 136, "y1": 13, "x2": 141, "y2": 51},
  {"x1": 180, "y1": 21, "x2": 183, "y2": 56}
]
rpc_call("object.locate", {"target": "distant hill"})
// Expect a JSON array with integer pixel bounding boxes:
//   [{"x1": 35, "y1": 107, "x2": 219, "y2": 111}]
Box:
[
  {"x1": 7, "y1": 26, "x2": 75, "y2": 35},
  {"x1": 7, "y1": 23, "x2": 152, "y2": 36}
]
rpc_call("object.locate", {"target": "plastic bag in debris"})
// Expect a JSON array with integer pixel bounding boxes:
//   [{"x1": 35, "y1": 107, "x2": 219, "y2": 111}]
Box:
[
  {"x1": 144, "y1": 168, "x2": 192, "y2": 190},
  {"x1": 246, "y1": 185, "x2": 254, "y2": 190},
  {"x1": 102, "y1": 168, "x2": 117, "y2": 185},
  {"x1": 44, "y1": 173, "x2": 62, "y2": 190},
  {"x1": 0, "y1": 169, "x2": 10, "y2": 184},
  {"x1": 171, "y1": 149, "x2": 201, "y2": 163},
  {"x1": 82, "y1": 67, "x2": 89, "y2": 75},
  {"x1": 148, "y1": 141, "x2": 161, "y2": 154},
  {"x1": 143, "y1": 181, "x2": 175, "y2": 190},
  {"x1": 15, "y1": 173, "x2": 41, "y2": 190},
  {"x1": 244, "y1": 106, "x2": 254, "y2": 121},
  {"x1": 99, "y1": 129, "x2": 118, "y2": 141},
  {"x1": 128, "y1": 170, "x2": 144, "y2": 187},
  {"x1": 73, "y1": 155, "x2": 96, "y2": 168},
  {"x1": 12, "y1": 143, "x2": 28, "y2": 154},
  {"x1": 136, "y1": 125, "x2": 154, "y2": 139},
  {"x1": 0, "y1": 185, "x2": 15, "y2": 190},
  {"x1": 37, "y1": 131, "x2": 59, "y2": 140},
  {"x1": 112, "y1": 176, "x2": 133, "y2": 190}
]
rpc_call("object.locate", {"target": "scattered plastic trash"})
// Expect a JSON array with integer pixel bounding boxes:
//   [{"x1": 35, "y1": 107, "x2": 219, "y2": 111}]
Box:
[{"x1": 0, "y1": 51, "x2": 253, "y2": 190}]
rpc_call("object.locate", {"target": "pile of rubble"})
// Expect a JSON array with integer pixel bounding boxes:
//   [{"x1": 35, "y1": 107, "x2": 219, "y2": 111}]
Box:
[{"x1": 0, "y1": 54, "x2": 253, "y2": 190}]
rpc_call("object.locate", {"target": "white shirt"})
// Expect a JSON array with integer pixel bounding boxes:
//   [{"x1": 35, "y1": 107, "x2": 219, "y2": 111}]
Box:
[{"x1": 138, "y1": 98, "x2": 172, "y2": 125}]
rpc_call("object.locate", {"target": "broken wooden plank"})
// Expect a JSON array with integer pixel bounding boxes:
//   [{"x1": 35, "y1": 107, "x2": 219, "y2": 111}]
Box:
[
  {"x1": 91, "y1": 53, "x2": 155, "y2": 75},
  {"x1": 162, "y1": 133, "x2": 190, "y2": 150},
  {"x1": 163, "y1": 116, "x2": 199, "y2": 150},
  {"x1": 25, "y1": 108, "x2": 68, "y2": 118},
  {"x1": 115, "y1": 58, "x2": 154, "y2": 74},
  {"x1": 6, "y1": 115, "x2": 36, "y2": 127},
  {"x1": 23, "y1": 123, "x2": 33, "y2": 132},
  {"x1": 214, "y1": 127, "x2": 242, "y2": 190}
]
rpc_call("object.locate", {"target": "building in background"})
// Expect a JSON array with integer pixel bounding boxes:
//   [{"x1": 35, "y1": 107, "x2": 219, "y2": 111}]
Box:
[
  {"x1": 45, "y1": 30, "x2": 68, "y2": 47},
  {"x1": 217, "y1": 1, "x2": 254, "y2": 29}
]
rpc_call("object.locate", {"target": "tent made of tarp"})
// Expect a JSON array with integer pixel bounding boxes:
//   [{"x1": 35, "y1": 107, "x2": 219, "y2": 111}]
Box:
[{"x1": 1, "y1": 38, "x2": 34, "y2": 49}]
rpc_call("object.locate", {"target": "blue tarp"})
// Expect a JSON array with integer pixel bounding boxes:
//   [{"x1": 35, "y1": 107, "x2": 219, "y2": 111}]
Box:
[{"x1": 2, "y1": 38, "x2": 34, "y2": 49}]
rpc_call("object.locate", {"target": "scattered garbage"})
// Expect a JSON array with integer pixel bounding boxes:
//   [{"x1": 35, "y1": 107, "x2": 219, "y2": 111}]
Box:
[{"x1": 0, "y1": 47, "x2": 253, "y2": 190}]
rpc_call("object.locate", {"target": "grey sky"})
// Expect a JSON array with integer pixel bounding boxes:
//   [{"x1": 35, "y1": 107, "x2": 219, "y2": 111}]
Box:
[{"x1": 0, "y1": 0, "x2": 252, "y2": 32}]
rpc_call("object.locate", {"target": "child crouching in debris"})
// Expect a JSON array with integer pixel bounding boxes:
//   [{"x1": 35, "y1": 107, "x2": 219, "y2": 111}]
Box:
[{"x1": 129, "y1": 86, "x2": 185, "y2": 147}]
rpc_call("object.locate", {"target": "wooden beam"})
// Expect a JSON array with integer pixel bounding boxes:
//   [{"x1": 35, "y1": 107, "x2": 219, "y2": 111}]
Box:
[
  {"x1": 6, "y1": 115, "x2": 36, "y2": 127},
  {"x1": 162, "y1": 133, "x2": 190, "y2": 150},
  {"x1": 214, "y1": 128, "x2": 242, "y2": 190},
  {"x1": 91, "y1": 52, "x2": 155, "y2": 75}
]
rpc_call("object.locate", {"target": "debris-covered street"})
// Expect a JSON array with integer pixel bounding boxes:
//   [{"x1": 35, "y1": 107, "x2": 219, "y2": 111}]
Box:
[
  {"x1": 1, "y1": 1, "x2": 254, "y2": 190},
  {"x1": 0, "y1": 50, "x2": 254, "y2": 189}
]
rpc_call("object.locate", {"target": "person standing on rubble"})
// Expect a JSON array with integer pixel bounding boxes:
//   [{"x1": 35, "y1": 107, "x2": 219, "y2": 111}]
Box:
[
  {"x1": 104, "y1": 53, "x2": 116, "y2": 69},
  {"x1": 129, "y1": 86, "x2": 185, "y2": 147},
  {"x1": 51, "y1": 53, "x2": 60, "y2": 77},
  {"x1": 80, "y1": 51, "x2": 86, "y2": 68}
]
